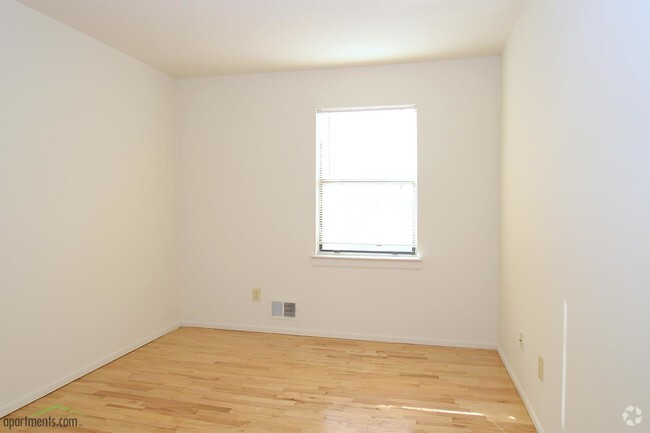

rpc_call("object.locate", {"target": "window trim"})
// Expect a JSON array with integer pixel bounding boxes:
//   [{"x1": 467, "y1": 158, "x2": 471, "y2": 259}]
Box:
[{"x1": 314, "y1": 105, "x2": 418, "y2": 259}]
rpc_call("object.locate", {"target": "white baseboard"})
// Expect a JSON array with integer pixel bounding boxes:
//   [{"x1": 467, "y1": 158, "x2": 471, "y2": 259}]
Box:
[
  {"x1": 181, "y1": 320, "x2": 497, "y2": 349},
  {"x1": 497, "y1": 345, "x2": 545, "y2": 433},
  {"x1": 0, "y1": 321, "x2": 181, "y2": 418}
]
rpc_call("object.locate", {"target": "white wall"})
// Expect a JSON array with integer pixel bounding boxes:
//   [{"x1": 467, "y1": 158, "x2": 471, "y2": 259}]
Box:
[
  {"x1": 500, "y1": 1, "x2": 650, "y2": 432},
  {"x1": 177, "y1": 58, "x2": 501, "y2": 348},
  {"x1": 0, "y1": 1, "x2": 179, "y2": 416}
]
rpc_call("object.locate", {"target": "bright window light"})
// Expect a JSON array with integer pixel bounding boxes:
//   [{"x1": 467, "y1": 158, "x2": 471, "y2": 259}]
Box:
[{"x1": 316, "y1": 106, "x2": 417, "y2": 256}]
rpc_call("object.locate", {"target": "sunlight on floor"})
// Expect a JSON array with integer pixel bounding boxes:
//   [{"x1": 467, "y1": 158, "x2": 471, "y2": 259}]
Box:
[{"x1": 378, "y1": 404, "x2": 484, "y2": 417}]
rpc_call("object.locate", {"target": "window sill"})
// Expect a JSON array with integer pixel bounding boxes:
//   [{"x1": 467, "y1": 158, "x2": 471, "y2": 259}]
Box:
[{"x1": 311, "y1": 254, "x2": 422, "y2": 269}]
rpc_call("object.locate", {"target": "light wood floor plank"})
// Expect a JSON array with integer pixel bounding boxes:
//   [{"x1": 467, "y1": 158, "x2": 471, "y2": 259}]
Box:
[{"x1": 2, "y1": 327, "x2": 536, "y2": 432}]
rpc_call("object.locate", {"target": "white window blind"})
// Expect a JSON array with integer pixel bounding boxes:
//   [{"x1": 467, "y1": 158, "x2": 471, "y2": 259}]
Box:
[{"x1": 316, "y1": 106, "x2": 417, "y2": 256}]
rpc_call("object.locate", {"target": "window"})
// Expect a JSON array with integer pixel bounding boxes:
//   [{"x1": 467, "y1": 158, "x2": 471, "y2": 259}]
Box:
[{"x1": 316, "y1": 105, "x2": 417, "y2": 256}]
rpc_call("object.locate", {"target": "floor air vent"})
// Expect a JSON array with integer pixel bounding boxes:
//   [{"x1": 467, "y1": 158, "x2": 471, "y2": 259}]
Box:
[{"x1": 271, "y1": 301, "x2": 297, "y2": 319}]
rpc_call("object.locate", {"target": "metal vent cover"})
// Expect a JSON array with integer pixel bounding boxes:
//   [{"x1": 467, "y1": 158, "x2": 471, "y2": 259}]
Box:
[{"x1": 271, "y1": 301, "x2": 297, "y2": 319}]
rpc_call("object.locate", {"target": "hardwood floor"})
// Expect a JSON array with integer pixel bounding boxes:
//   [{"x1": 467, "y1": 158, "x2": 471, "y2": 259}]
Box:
[{"x1": 2, "y1": 328, "x2": 536, "y2": 432}]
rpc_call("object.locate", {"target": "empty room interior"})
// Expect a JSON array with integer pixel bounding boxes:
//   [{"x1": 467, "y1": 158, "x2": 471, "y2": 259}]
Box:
[{"x1": 1, "y1": 0, "x2": 649, "y2": 432}]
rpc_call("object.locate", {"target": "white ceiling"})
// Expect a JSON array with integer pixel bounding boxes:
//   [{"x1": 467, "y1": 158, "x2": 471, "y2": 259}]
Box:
[{"x1": 18, "y1": 0, "x2": 525, "y2": 78}]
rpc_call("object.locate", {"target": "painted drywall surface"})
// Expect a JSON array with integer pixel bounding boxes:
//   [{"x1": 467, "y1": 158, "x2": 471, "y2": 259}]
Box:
[
  {"x1": 500, "y1": 1, "x2": 650, "y2": 432},
  {"x1": 0, "y1": 1, "x2": 179, "y2": 415},
  {"x1": 177, "y1": 58, "x2": 501, "y2": 347}
]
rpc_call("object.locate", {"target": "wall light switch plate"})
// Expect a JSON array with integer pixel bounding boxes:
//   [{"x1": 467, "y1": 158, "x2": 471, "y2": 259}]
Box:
[
  {"x1": 538, "y1": 355, "x2": 544, "y2": 381},
  {"x1": 252, "y1": 288, "x2": 261, "y2": 302}
]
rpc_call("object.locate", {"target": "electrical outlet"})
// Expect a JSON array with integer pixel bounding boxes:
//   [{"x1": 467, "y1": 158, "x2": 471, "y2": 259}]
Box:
[
  {"x1": 252, "y1": 288, "x2": 261, "y2": 302},
  {"x1": 519, "y1": 330, "x2": 524, "y2": 351},
  {"x1": 538, "y1": 355, "x2": 544, "y2": 381}
]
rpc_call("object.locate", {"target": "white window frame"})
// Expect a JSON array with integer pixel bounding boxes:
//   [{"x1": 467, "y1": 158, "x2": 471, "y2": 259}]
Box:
[{"x1": 315, "y1": 105, "x2": 418, "y2": 258}]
